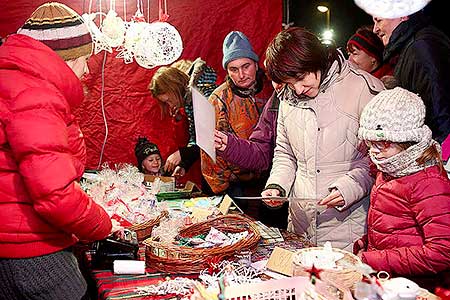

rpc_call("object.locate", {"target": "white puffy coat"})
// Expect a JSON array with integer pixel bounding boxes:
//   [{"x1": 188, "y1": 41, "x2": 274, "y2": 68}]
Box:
[{"x1": 266, "y1": 59, "x2": 384, "y2": 251}]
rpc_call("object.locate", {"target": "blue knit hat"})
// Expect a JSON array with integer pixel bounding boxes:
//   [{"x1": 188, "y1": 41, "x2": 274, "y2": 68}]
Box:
[{"x1": 222, "y1": 31, "x2": 259, "y2": 69}]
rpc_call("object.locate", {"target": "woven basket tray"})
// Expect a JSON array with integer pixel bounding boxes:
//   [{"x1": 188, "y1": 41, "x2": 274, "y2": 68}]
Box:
[
  {"x1": 293, "y1": 247, "x2": 363, "y2": 290},
  {"x1": 127, "y1": 210, "x2": 168, "y2": 241},
  {"x1": 143, "y1": 214, "x2": 261, "y2": 274}
]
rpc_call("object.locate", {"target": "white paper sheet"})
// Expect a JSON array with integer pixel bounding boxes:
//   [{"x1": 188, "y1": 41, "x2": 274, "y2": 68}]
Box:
[{"x1": 191, "y1": 88, "x2": 216, "y2": 162}]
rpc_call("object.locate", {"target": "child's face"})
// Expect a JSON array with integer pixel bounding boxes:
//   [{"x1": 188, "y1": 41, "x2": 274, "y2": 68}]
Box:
[
  {"x1": 366, "y1": 140, "x2": 403, "y2": 160},
  {"x1": 156, "y1": 92, "x2": 179, "y2": 109},
  {"x1": 142, "y1": 154, "x2": 162, "y2": 174}
]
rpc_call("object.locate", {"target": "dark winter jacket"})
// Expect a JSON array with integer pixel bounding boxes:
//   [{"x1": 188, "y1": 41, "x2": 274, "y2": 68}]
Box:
[
  {"x1": 219, "y1": 92, "x2": 279, "y2": 171},
  {"x1": 0, "y1": 34, "x2": 112, "y2": 258},
  {"x1": 384, "y1": 12, "x2": 450, "y2": 143}
]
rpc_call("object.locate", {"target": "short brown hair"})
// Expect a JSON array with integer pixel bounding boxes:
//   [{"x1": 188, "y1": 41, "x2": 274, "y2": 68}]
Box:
[{"x1": 265, "y1": 27, "x2": 340, "y2": 84}]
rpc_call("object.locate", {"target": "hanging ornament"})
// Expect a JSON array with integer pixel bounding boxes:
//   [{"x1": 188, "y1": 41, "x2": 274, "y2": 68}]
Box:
[
  {"x1": 135, "y1": 21, "x2": 183, "y2": 68},
  {"x1": 87, "y1": 0, "x2": 183, "y2": 68},
  {"x1": 116, "y1": 9, "x2": 146, "y2": 64},
  {"x1": 116, "y1": 8, "x2": 151, "y2": 65},
  {"x1": 133, "y1": 23, "x2": 158, "y2": 69},
  {"x1": 82, "y1": 13, "x2": 113, "y2": 54},
  {"x1": 133, "y1": 0, "x2": 183, "y2": 68},
  {"x1": 101, "y1": 10, "x2": 126, "y2": 47}
]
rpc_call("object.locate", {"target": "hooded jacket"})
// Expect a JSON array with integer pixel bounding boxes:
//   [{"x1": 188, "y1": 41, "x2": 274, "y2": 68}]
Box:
[
  {"x1": 265, "y1": 58, "x2": 384, "y2": 251},
  {"x1": 0, "y1": 34, "x2": 111, "y2": 258}
]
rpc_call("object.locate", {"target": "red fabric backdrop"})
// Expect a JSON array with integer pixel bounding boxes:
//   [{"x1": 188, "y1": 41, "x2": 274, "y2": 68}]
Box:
[{"x1": 0, "y1": 0, "x2": 282, "y2": 173}]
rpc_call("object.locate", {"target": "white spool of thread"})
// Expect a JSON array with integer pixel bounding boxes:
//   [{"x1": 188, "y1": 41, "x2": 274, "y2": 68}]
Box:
[{"x1": 113, "y1": 260, "x2": 146, "y2": 275}]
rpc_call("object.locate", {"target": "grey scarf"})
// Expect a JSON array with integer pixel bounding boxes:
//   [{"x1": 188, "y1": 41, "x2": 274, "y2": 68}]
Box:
[{"x1": 370, "y1": 126, "x2": 440, "y2": 177}]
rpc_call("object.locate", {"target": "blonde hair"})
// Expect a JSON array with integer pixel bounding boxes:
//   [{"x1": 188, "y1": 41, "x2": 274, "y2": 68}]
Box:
[
  {"x1": 149, "y1": 67, "x2": 189, "y2": 116},
  {"x1": 398, "y1": 142, "x2": 443, "y2": 171},
  {"x1": 171, "y1": 59, "x2": 194, "y2": 74}
]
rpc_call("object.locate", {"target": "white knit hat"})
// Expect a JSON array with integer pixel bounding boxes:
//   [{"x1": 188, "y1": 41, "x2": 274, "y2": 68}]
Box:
[
  {"x1": 358, "y1": 87, "x2": 427, "y2": 143},
  {"x1": 354, "y1": 0, "x2": 431, "y2": 18}
]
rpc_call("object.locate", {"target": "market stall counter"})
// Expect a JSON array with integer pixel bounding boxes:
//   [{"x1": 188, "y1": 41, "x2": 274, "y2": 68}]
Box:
[{"x1": 82, "y1": 228, "x2": 311, "y2": 300}]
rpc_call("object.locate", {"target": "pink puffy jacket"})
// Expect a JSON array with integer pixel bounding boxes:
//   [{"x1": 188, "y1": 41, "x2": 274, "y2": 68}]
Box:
[{"x1": 356, "y1": 165, "x2": 450, "y2": 285}]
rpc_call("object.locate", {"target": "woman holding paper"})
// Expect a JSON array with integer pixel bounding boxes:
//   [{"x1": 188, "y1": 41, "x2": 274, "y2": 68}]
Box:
[{"x1": 149, "y1": 59, "x2": 217, "y2": 189}]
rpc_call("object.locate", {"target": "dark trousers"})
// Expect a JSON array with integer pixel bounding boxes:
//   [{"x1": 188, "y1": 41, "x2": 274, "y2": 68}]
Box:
[{"x1": 0, "y1": 249, "x2": 87, "y2": 300}]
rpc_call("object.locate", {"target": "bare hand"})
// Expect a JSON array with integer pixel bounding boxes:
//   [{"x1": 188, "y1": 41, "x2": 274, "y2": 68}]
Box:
[
  {"x1": 111, "y1": 219, "x2": 124, "y2": 235},
  {"x1": 318, "y1": 189, "x2": 345, "y2": 208},
  {"x1": 172, "y1": 166, "x2": 186, "y2": 177},
  {"x1": 261, "y1": 188, "x2": 284, "y2": 208},
  {"x1": 214, "y1": 130, "x2": 228, "y2": 151},
  {"x1": 164, "y1": 150, "x2": 182, "y2": 173}
]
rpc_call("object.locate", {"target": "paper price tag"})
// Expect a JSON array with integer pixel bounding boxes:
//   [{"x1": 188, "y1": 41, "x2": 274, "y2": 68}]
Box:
[
  {"x1": 218, "y1": 194, "x2": 233, "y2": 215},
  {"x1": 266, "y1": 246, "x2": 295, "y2": 276}
]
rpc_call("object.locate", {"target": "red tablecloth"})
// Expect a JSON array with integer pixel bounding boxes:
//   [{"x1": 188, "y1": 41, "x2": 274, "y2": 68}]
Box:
[
  {"x1": 87, "y1": 231, "x2": 311, "y2": 300},
  {"x1": 91, "y1": 269, "x2": 197, "y2": 300}
]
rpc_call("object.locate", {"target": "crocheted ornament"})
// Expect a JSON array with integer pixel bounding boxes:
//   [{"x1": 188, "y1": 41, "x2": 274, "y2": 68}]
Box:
[
  {"x1": 132, "y1": 22, "x2": 158, "y2": 69},
  {"x1": 82, "y1": 13, "x2": 113, "y2": 54},
  {"x1": 134, "y1": 21, "x2": 183, "y2": 68},
  {"x1": 121, "y1": 21, "x2": 152, "y2": 65},
  {"x1": 354, "y1": 0, "x2": 431, "y2": 18},
  {"x1": 101, "y1": 10, "x2": 126, "y2": 48}
]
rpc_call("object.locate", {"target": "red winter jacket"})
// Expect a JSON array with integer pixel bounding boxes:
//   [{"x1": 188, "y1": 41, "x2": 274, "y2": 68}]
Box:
[
  {"x1": 356, "y1": 165, "x2": 450, "y2": 284},
  {"x1": 0, "y1": 34, "x2": 112, "y2": 258}
]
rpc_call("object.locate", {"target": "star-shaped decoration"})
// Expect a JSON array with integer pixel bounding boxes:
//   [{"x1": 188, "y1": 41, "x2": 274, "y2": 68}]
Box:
[{"x1": 304, "y1": 264, "x2": 323, "y2": 284}]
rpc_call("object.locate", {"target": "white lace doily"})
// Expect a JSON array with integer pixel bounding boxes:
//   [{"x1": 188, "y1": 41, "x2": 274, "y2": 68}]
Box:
[
  {"x1": 293, "y1": 242, "x2": 344, "y2": 270},
  {"x1": 354, "y1": 0, "x2": 431, "y2": 18}
]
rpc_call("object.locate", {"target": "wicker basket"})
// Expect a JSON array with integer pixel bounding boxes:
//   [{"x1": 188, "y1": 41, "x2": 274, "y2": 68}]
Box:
[
  {"x1": 292, "y1": 247, "x2": 363, "y2": 290},
  {"x1": 128, "y1": 210, "x2": 168, "y2": 241},
  {"x1": 143, "y1": 214, "x2": 261, "y2": 274}
]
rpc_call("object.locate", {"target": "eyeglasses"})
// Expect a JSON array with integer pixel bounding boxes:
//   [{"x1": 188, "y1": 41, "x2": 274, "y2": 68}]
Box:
[{"x1": 365, "y1": 140, "x2": 392, "y2": 151}]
